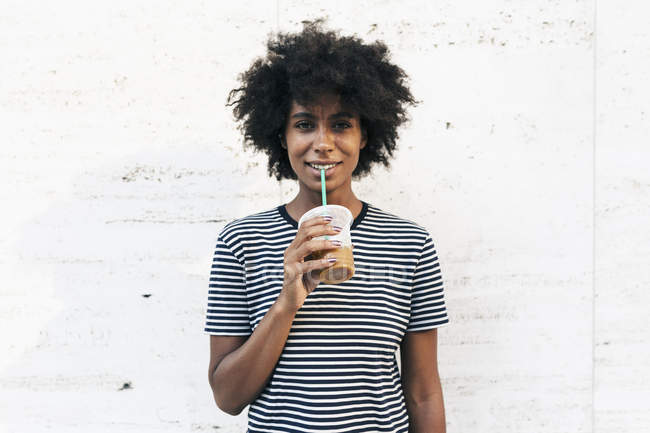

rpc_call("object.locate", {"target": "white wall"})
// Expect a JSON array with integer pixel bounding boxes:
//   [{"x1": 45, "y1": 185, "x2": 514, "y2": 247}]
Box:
[{"x1": 1, "y1": 1, "x2": 648, "y2": 432}]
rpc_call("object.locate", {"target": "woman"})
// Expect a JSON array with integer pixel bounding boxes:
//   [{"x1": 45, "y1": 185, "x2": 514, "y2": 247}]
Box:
[{"x1": 206, "y1": 23, "x2": 450, "y2": 433}]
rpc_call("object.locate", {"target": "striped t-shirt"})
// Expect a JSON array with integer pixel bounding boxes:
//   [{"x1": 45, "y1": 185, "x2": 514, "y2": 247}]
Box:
[{"x1": 205, "y1": 201, "x2": 449, "y2": 432}]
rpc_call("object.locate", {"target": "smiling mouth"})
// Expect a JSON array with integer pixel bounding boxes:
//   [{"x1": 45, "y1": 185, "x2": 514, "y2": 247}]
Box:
[{"x1": 306, "y1": 162, "x2": 341, "y2": 170}]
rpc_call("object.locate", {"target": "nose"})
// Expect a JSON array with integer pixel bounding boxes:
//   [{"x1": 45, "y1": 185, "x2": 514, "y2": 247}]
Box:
[{"x1": 314, "y1": 126, "x2": 334, "y2": 152}]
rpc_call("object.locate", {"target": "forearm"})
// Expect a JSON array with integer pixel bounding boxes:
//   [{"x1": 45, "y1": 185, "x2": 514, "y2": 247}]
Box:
[
  {"x1": 211, "y1": 296, "x2": 296, "y2": 414},
  {"x1": 406, "y1": 384, "x2": 446, "y2": 433}
]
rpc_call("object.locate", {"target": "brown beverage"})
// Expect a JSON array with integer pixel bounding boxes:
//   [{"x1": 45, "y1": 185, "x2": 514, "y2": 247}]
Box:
[
  {"x1": 308, "y1": 245, "x2": 355, "y2": 284},
  {"x1": 299, "y1": 205, "x2": 355, "y2": 284}
]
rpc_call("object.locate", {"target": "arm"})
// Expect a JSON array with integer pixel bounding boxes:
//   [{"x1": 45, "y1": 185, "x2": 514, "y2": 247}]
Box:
[
  {"x1": 208, "y1": 298, "x2": 297, "y2": 415},
  {"x1": 400, "y1": 328, "x2": 446, "y2": 433},
  {"x1": 207, "y1": 215, "x2": 341, "y2": 415}
]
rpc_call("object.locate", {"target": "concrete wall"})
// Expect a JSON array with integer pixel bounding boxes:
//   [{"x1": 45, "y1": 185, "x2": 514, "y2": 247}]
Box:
[{"x1": 1, "y1": 1, "x2": 648, "y2": 432}]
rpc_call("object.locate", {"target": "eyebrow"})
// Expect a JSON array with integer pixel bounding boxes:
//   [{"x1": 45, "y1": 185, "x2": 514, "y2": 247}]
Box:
[{"x1": 291, "y1": 111, "x2": 355, "y2": 119}]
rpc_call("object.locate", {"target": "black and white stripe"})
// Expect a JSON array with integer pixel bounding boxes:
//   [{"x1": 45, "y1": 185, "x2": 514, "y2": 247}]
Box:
[{"x1": 205, "y1": 201, "x2": 449, "y2": 432}]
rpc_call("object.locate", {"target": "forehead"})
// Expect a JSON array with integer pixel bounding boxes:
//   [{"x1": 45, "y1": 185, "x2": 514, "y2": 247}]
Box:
[{"x1": 289, "y1": 93, "x2": 356, "y2": 116}]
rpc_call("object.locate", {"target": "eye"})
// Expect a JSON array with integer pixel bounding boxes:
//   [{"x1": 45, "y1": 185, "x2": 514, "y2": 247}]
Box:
[
  {"x1": 333, "y1": 121, "x2": 352, "y2": 130},
  {"x1": 294, "y1": 121, "x2": 314, "y2": 130}
]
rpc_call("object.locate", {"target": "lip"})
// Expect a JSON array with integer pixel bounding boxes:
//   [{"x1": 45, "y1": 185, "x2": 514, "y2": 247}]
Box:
[
  {"x1": 305, "y1": 161, "x2": 341, "y2": 178},
  {"x1": 307, "y1": 160, "x2": 340, "y2": 165}
]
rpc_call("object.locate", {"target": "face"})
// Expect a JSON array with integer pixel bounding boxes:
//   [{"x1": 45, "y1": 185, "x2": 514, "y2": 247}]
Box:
[{"x1": 283, "y1": 93, "x2": 366, "y2": 195}]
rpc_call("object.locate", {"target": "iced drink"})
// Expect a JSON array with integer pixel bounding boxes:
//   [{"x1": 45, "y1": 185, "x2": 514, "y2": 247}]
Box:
[{"x1": 298, "y1": 205, "x2": 355, "y2": 284}]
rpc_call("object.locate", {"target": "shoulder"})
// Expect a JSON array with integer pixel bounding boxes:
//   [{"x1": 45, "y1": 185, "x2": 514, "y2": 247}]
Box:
[
  {"x1": 217, "y1": 206, "x2": 287, "y2": 243},
  {"x1": 362, "y1": 202, "x2": 431, "y2": 241}
]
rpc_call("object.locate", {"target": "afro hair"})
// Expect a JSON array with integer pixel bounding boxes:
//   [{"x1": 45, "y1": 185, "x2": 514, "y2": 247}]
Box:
[{"x1": 227, "y1": 21, "x2": 416, "y2": 181}]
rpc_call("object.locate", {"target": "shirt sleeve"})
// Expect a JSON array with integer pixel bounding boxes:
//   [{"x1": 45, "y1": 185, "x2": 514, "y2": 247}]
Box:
[
  {"x1": 204, "y1": 232, "x2": 252, "y2": 336},
  {"x1": 406, "y1": 235, "x2": 450, "y2": 332}
]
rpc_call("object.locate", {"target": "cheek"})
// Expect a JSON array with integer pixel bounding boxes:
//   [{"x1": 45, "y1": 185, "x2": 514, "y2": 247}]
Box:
[
  {"x1": 349, "y1": 144, "x2": 363, "y2": 168},
  {"x1": 285, "y1": 148, "x2": 305, "y2": 174},
  {"x1": 286, "y1": 152, "x2": 299, "y2": 171},
  {"x1": 349, "y1": 141, "x2": 363, "y2": 160}
]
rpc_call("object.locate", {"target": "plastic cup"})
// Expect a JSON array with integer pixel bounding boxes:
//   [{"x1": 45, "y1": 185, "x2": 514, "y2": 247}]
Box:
[{"x1": 298, "y1": 205, "x2": 355, "y2": 284}]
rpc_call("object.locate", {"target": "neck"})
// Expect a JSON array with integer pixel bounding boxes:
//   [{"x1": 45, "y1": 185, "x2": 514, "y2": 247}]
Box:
[{"x1": 286, "y1": 180, "x2": 362, "y2": 221}]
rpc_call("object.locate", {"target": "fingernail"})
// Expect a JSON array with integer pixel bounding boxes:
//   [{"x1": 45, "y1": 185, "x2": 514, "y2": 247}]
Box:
[
  {"x1": 330, "y1": 240, "x2": 342, "y2": 246},
  {"x1": 332, "y1": 225, "x2": 343, "y2": 232},
  {"x1": 327, "y1": 258, "x2": 337, "y2": 263},
  {"x1": 323, "y1": 216, "x2": 333, "y2": 222}
]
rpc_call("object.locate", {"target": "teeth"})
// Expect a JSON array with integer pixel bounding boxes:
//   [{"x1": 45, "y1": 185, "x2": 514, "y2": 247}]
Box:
[{"x1": 309, "y1": 163, "x2": 337, "y2": 170}]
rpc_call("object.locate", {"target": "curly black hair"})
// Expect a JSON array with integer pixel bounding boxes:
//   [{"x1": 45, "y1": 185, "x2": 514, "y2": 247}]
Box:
[{"x1": 227, "y1": 21, "x2": 417, "y2": 181}]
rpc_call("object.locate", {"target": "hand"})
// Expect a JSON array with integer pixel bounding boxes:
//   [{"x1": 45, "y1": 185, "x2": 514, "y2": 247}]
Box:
[{"x1": 277, "y1": 215, "x2": 342, "y2": 313}]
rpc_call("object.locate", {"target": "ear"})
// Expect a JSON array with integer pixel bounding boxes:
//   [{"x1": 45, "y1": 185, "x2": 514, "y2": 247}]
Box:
[{"x1": 360, "y1": 129, "x2": 367, "y2": 150}]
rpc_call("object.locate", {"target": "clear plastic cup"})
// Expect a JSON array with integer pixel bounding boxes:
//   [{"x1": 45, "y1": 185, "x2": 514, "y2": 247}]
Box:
[{"x1": 298, "y1": 205, "x2": 355, "y2": 284}]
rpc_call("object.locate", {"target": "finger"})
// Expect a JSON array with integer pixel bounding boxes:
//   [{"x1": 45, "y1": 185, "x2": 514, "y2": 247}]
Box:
[
  {"x1": 300, "y1": 214, "x2": 334, "y2": 228},
  {"x1": 296, "y1": 239, "x2": 342, "y2": 261},
  {"x1": 299, "y1": 216, "x2": 333, "y2": 234},
  {"x1": 296, "y1": 217, "x2": 337, "y2": 245},
  {"x1": 298, "y1": 255, "x2": 337, "y2": 276},
  {"x1": 285, "y1": 217, "x2": 339, "y2": 263},
  {"x1": 300, "y1": 223, "x2": 341, "y2": 243},
  {"x1": 285, "y1": 232, "x2": 330, "y2": 264}
]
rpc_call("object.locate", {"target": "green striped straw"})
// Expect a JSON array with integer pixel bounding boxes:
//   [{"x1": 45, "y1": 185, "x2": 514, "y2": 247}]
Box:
[
  {"x1": 321, "y1": 169, "x2": 328, "y2": 240},
  {"x1": 320, "y1": 169, "x2": 327, "y2": 206}
]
